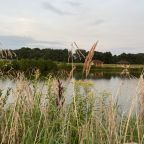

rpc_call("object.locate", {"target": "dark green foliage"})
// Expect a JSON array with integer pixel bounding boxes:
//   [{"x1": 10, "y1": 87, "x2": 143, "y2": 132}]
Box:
[
  {"x1": 14, "y1": 48, "x2": 69, "y2": 62},
  {"x1": 12, "y1": 59, "x2": 58, "y2": 73},
  {"x1": 12, "y1": 47, "x2": 144, "y2": 64}
]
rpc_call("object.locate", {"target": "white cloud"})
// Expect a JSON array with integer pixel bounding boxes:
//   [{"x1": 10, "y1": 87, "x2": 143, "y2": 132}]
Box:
[
  {"x1": 0, "y1": 0, "x2": 143, "y2": 53},
  {"x1": 0, "y1": 35, "x2": 66, "y2": 49}
]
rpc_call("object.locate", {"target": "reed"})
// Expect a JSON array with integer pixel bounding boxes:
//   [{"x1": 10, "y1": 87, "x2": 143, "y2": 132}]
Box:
[
  {"x1": 0, "y1": 72, "x2": 143, "y2": 143},
  {"x1": 83, "y1": 41, "x2": 98, "y2": 77}
]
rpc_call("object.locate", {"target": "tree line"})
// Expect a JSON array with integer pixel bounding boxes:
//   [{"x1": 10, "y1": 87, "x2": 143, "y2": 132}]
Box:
[{"x1": 1, "y1": 47, "x2": 144, "y2": 64}]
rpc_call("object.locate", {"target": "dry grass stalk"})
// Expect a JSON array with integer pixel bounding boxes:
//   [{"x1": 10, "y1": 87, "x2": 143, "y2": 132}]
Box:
[
  {"x1": 107, "y1": 94, "x2": 118, "y2": 143},
  {"x1": 56, "y1": 79, "x2": 65, "y2": 109},
  {"x1": 8, "y1": 50, "x2": 14, "y2": 59},
  {"x1": 68, "y1": 50, "x2": 72, "y2": 63},
  {"x1": 138, "y1": 74, "x2": 144, "y2": 120},
  {"x1": 34, "y1": 69, "x2": 40, "y2": 80},
  {"x1": 13, "y1": 73, "x2": 34, "y2": 111},
  {"x1": 136, "y1": 74, "x2": 144, "y2": 142},
  {"x1": 70, "y1": 42, "x2": 86, "y2": 61},
  {"x1": 0, "y1": 42, "x2": 16, "y2": 59},
  {"x1": 11, "y1": 50, "x2": 17, "y2": 58},
  {"x1": 124, "y1": 142, "x2": 138, "y2": 144},
  {"x1": 83, "y1": 41, "x2": 98, "y2": 77},
  {"x1": 0, "y1": 50, "x2": 4, "y2": 58},
  {"x1": 8, "y1": 111, "x2": 20, "y2": 144},
  {"x1": 3, "y1": 50, "x2": 8, "y2": 59},
  {"x1": 68, "y1": 65, "x2": 76, "y2": 80},
  {"x1": 0, "y1": 49, "x2": 17, "y2": 59},
  {"x1": 68, "y1": 42, "x2": 84, "y2": 80},
  {"x1": 73, "y1": 42, "x2": 86, "y2": 60},
  {"x1": 68, "y1": 42, "x2": 89, "y2": 80}
]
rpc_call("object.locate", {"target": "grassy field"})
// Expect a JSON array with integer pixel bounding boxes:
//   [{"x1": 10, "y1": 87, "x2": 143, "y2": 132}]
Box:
[
  {"x1": 0, "y1": 60, "x2": 143, "y2": 80},
  {"x1": 0, "y1": 73, "x2": 144, "y2": 143},
  {"x1": 66, "y1": 63, "x2": 144, "y2": 78},
  {"x1": 68, "y1": 63, "x2": 144, "y2": 68}
]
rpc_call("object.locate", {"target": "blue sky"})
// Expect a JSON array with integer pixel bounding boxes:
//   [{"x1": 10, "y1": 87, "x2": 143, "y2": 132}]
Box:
[{"x1": 0, "y1": 0, "x2": 144, "y2": 54}]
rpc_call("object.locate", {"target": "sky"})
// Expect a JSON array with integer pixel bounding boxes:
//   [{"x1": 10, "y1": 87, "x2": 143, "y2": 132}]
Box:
[{"x1": 0, "y1": 0, "x2": 144, "y2": 54}]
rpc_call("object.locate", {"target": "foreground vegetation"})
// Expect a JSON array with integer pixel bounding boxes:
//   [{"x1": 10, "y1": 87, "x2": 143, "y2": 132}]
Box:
[{"x1": 0, "y1": 73, "x2": 144, "y2": 143}]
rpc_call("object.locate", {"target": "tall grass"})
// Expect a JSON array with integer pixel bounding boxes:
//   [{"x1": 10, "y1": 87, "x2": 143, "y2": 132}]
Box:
[{"x1": 0, "y1": 73, "x2": 144, "y2": 143}]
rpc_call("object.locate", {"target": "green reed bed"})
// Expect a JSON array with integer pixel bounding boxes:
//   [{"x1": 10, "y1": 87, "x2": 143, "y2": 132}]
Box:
[{"x1": 0, "y1": 74, "x2": 144, "y2": 144}]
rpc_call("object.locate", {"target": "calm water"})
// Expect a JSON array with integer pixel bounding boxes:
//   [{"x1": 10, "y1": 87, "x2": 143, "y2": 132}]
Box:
[
  {"x1": 66, "y1": 77, "x2": 139, "y2": 112},
  {"x1": 0, "y1": 77, "x2": 140, "y2": 112}
]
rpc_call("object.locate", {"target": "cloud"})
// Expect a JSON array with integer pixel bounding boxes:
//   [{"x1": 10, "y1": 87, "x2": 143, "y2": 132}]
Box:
[
  {"x1": 0, "y1": 35, "x2": 65, "y2": 49},
  {"x1": 66, "y1": 1, "x2": 82, "y2": 7},
  {"x1": 109, "y1": 47, "x2": 144, "y2": 55},
  {"x1": 30, "y1": 40, "x2": 65, "y2": 48},
  {"x1": 91, "y1": 19, "x2": 106, "y2": 26},
  {"x1": 42, "y1": 2, "x2": 73, "y2": 15},
  {"x1": 35, "y1": 40, "x2": 63, "y2": 45},
  {"x1": 0, "y1": 36, "x2": 33, "y2": 49}
]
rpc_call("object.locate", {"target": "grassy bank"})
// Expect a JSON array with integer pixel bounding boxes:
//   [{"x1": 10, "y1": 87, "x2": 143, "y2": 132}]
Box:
[
  {"x1": 0, "y1": 60, "x2": 143, "y2": 78},
  {"x1": 0, "y1": 74, "x2": 144, "y2": 143}
]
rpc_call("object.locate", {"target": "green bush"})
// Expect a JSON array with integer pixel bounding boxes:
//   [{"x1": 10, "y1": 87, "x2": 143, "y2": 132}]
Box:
[{"x1": 11, "y1": 59, "x2": 58, "y2": 73}]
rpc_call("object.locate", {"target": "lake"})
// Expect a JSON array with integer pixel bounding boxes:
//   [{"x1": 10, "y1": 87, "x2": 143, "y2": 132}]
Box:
[{"x1": 0, "y1": 76, "x2": 141, "y2": 113}]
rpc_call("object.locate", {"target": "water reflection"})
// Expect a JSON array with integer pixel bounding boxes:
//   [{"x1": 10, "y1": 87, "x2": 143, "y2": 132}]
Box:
[
  {"x1": 74, "y1": 71, "x2": 141, "y2": 80},
  {"x1": 0, "y1": 76, "x2": 140, "y2": 112}
]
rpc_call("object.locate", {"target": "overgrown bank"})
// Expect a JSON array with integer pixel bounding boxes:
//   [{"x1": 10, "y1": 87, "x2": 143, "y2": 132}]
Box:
[
  {"x1": 0, "y1": 60, "x2": 143, "y2": 78},
  {"x1": 0, "y1": 74, "x2": 144, "y2": 143}
]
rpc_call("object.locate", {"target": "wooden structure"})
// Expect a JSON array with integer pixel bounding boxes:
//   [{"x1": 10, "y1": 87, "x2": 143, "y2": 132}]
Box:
[
  {"x1": 92, "y1": 60, "x2": 104, "y2": 67},
  {"x1": 117, "y1": 60, "x2": 130, "y2": 68}
]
